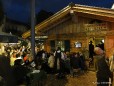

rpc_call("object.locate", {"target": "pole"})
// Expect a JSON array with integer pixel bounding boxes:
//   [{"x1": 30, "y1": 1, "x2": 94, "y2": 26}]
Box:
[{"x1": 31, "y1": 0, "x2": 35, "y2": 58}]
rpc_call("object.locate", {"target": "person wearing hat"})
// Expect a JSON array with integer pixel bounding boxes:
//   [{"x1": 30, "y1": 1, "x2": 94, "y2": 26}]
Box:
[
  {"x1": 94, "y1": 47, "x2": 113, "y2": 86},
  {"x1": 89, "y1": 41, "x2": 94, "y2": 66}
]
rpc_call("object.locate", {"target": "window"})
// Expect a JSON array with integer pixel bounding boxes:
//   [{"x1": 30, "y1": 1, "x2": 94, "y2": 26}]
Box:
[{"x1": 55, "y1": 40, "x2": 65, "y2": 51}]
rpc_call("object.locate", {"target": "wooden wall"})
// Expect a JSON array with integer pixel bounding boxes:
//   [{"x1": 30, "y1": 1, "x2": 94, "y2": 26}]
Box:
[
  {"x1": 70, "y1": 37, "x2": 88, "y2": 53},
  {"x1": 44, "y1": 16, "x2": 114, "y2": 55},
  {"x1": 105, "y1": 36, "x2": 114, "y2": 57},
  {"x1": 46, "y1": 16, "x2": 90, "y2": 35}
]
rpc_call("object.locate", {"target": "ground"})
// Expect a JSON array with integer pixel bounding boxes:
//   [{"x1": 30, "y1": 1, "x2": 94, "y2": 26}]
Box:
[
  {"x1": 20, "y1": 70, "x2": 114, "y2": 86},
  {"x1": 46, "y1": 71, "x2": 97, "y2": 86}
]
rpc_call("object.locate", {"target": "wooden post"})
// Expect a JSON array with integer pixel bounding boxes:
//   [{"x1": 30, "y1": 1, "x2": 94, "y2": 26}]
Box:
[{"x1": 31, "y1": 0, "x2": 35, "y2": 58}]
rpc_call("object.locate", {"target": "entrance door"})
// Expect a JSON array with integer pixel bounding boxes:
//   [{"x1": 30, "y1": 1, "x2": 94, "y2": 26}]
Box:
[
  {"x1": 95, "y1": 37, "x2": 104, "y2": 50},
  {"x1": 88, "y1": 37, "x2": 104, "y2": 50}
]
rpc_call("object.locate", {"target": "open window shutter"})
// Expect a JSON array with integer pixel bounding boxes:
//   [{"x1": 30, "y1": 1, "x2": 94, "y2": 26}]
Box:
[
  {"x1": 50, "y1": 40, "x2": 55, "y2": 52},
  {"x1": 64, "y1": 40, "x2": 70, "y2": 52}
]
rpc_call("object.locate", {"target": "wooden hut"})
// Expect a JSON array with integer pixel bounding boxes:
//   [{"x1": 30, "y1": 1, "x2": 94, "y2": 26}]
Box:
[{"x1": 22, "y1": 3, "x2": 114, "y2": 57}]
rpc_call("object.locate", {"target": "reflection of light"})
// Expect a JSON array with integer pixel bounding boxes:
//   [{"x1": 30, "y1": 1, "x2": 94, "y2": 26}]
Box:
[
  {"x1": 70, "y1": 10, "x2": 74, "y2": 14},
  {"x1": 102, "y1": 39, "x2": 104, "y2": 43},
  {"x1": 41, "y1": 43, "x2": 43, "y2": 45},
  {"x1": 75, "y1": 41, "x2": 81, "y2": 48},
  {"x1": 111, "y1": 3, "x2": 114, "y2": 9}
]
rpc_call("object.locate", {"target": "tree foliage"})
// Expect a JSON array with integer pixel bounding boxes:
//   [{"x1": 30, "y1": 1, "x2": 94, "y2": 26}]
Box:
[
  {"x1": 0, "y1": 1, "x2": 4, "y2": 24},
  {"x1": 36, "y1": 10, "x2": 53, "y2": 24}
]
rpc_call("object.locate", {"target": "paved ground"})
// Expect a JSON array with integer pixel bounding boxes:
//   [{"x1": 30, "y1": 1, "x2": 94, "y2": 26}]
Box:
[
  {"x1": 20, "y1": 61, "x2": 113, "y2": 86},
  {"x1": 46, "y1": 70, "x2": 114, "y2": 86},
  {"x1": 46, "y1": 71, "x2": 97, "y2": 86},
  {"x1": 20, "y1": 70, "x2": 114, "y2": 86}
]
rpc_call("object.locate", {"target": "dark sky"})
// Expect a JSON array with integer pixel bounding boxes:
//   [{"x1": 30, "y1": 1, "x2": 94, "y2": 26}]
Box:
[{"x1": 1, "y1": 0, "x2": 114, "y2": 24}]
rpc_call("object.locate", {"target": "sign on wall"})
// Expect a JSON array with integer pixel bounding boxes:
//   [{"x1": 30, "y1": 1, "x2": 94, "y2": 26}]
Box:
[{"x1": 84, "y1": 23, "x2": 108, "y2": 32}]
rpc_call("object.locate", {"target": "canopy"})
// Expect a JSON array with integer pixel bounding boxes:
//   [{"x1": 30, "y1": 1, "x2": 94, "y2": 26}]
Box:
[{"x1": 0, "y1": 32, "x2": 18, "y2": 43}]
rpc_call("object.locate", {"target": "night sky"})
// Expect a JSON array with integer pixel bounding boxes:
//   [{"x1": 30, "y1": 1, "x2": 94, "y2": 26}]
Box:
[{"x1": 1, "y1": 0, "x2": 114, "y2": 24}]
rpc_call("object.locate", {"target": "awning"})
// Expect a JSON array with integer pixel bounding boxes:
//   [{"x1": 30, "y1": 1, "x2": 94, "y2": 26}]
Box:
[{"x1": 0, "y1": 32, "x2": 18, "y2": 43}]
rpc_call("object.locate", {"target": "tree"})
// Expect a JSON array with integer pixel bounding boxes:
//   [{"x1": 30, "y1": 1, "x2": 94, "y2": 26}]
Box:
[
  {"x1": 0, "y1": 1, "x2": 4, "y2": 25},
  {"x1": 36, "y1": 10, "x2": 53, "y2": 24}
]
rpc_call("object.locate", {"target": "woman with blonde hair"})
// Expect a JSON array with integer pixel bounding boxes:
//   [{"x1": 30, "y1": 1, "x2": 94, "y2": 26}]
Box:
[{"x1": 48, "y1": 53, "x2": 55, "y2": 73}]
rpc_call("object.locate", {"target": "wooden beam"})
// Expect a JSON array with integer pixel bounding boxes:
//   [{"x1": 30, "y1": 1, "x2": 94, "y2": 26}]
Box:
[
  {"x1": 39, "y1": 15, "x2": 71, "y2": 32},
  {"x1": 76, "y1": 12, "x2": 114, "y2": 22}
]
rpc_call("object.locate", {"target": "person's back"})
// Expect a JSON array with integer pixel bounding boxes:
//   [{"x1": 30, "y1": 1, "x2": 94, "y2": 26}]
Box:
[
  {"x1": 48, "y1": 54, "x2": 55, "y2": 68},
  {"x1": 94, "y1": 47, "x2": 112, "y2": 86},
  {"x1": 12, "y1": 64, "x2": 29, "y2": 85},
  {"x1": 97, "y1": 56, "x2": 111, "y2": 78},
  {"x1": 80, "y1": 54, "x2": 87, "y2": 71},
  {"x1": 10, "y1": 54, "x2": 17, "y2": 66},
  {"x1": 0, "y1": 55, "x2": 16, "y2": 86},
  {"x1": 70, "y1": 55, "x2": 81, "y2": 69},
  {"x1": 94, "y1": 55, "x2": 103, "y2": 71}
]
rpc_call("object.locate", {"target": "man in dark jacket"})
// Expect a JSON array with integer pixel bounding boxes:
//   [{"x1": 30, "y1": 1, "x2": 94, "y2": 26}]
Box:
[
  {"x1": 94, "y1": 47, "x2": 112, "y2": 86},
  {"x1": 54, "y1": 47, "x2": 65, "y2": 78},
  {"x1": 89, "y1": 41, "x2": 94, "y2": 64}
]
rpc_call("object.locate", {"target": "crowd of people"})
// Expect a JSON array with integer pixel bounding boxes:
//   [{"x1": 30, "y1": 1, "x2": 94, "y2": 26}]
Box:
[
  {"x1": 35, "y1": 47, "x2": 88, "y2": 78},
  {"x1": 0, "y1": 44, "x2": 113, "y2": 86},
  {"x1": 0, "y1": 45, "x2": 88, "y2": 86}
]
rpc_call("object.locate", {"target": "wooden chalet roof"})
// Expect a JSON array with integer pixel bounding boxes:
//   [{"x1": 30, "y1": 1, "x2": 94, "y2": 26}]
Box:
[{"x1": 22, "y1": 3, "x2": 114, "y2": 38}]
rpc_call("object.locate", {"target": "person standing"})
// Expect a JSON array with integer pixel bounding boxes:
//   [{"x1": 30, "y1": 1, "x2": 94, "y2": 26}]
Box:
[
  {"x1": 109, "y1": 51, "x2": 114, "y2": 86},
  {"x1": 89, "y1": 41, "x2": 94, "y2": 65},
  {"x1": 99, "y1": 41, "x2": 104, "y2": 50},
  {"x1": 48, "y1": 53, "x2": 55, "y2": 74},
  {"x1": 94, "y1": 47, "x2": 112, "y2": 86},
  {"x1": 0, "y1": 55, "x2": 16, "y2": 86},
  {"x1": 54, "y1": 47, "x2": 65, "y2": 78}
]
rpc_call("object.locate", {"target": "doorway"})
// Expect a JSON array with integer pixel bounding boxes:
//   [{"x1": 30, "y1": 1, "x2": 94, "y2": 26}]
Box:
[
  {"x1": 94, "y1": 37, "x2": 104, "y2": 50},
  {"x1": 89, "y1": 37, "x2": 104, "y2": 50}
]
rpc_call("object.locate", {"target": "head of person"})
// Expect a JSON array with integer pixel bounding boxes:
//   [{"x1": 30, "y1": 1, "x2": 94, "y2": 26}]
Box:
[
  {"x1": 75, "y1": 52, "x2": 80, "y2": 57},
  {"x1": 94, "y1": 47, "x2": 104, "y2": 55},
  {"x1": 89, "y1": 41, "x2": 93, "y2": 44},
  {"x1": 57, "y1": 47, "x2": 61, "y2": 51}
]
